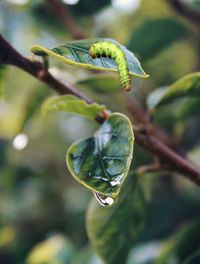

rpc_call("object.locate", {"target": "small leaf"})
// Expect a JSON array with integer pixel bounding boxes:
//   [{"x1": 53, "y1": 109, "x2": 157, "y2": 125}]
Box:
[
  {"x1": 150, "y1": 72, "x2": 200, "y2": 108},
  {"x1": 128, "y1": 18, "x2": 187, "y2": 61},
  {"x1": 42, "y1": 95, "x2": 105, "y2": 120},
  {"x1": 86, "y1": 173, "x2": 146, "y2": 264},
  {"x1": 31, "y1": 38, "x2": 149, "y2": 78},
  {"x1": 66, "y1": 113, "x2": 134, "y2": 198}
]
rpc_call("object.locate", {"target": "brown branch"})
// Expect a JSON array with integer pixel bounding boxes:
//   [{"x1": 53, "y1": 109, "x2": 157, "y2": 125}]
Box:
[
  {"x1": 1, "y1": 33, "x2": 200, "y2": 187},
  {"x1": 46, "y1": 0, "x2": 87, "y2": 39},
  {"x1": 126, "y1": 97, "x2": 182, "y2": 151},
  {"x1": 135, "y1": 130, "x2": 200, "y2": 186},
  {"x1": 167, "y1": 0, "x2": 200, "y2": 25},
  {"x1": 0, "y1": 34, "x2": 92, "y2": 103}
]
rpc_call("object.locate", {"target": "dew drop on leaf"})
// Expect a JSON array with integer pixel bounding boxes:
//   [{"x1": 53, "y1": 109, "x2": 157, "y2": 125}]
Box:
[{"x1": 93, "y1": 192, "x2": 115, "y2": 207}]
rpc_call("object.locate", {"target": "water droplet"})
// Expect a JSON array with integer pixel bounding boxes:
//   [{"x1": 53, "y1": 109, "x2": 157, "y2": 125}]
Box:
[
  {"x1": 12, "y1": 134, "x2": 28, "y2": 150},
  {"x1": 94, "y1": 192, "x2": 115, "y2": 207},
  {"x1": 110, "y1": 175, "x2": 122, "y2": 187}
]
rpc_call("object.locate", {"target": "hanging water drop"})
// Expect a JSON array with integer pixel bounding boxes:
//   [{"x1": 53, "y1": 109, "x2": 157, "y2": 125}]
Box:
[{"x1": 94, "y1": 192, "x2": 115, "y2": 207}]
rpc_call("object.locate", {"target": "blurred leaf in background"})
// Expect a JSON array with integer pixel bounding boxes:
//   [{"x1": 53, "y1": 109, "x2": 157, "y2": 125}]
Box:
[{"x1": 128, "y1": 17, "x2": 188, "y2": 62}]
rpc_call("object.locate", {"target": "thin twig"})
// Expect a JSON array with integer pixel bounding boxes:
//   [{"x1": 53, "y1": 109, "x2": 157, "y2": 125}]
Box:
[
  {"x1": 46, "y1": 0, "x2": 87, "y2": 39},
  {"x1": 167, "y1": 0, "x2": 200, "y2": 25},
  {"x1": 0, "y1": 34, "x2": 92, "y2": 103}
]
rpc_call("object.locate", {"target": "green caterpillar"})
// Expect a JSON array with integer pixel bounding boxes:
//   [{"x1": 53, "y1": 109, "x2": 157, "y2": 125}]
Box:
[{"x1": 89, "y1": 41, "x2": 131, "y2": 91}]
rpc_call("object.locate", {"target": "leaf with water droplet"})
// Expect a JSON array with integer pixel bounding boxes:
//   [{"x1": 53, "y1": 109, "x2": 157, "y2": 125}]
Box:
[{"x1": 66, "y1": 113, "x2": 134, "y2": 200}]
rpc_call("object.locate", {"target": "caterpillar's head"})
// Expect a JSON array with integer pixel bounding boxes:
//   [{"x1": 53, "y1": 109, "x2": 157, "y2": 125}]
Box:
[
  {"x1": 124, "y1": 83, "x2": 131, "y2": 92},
  {"x1": 89, "y1": 44, "x2": 97, "y2": 58}
]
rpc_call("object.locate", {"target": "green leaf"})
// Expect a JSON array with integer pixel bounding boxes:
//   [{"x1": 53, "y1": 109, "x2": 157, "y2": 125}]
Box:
[
  {"x1": 150, "y1": 72, "x2": 200, "y2": 108},
  {"x1": 42, "y1": 95, "x2": 105, "y2": 120},
  {"x1": 31, "y1": 38, "x2": 148, "y2": 78},
  {"x1": 77, "y1": 74, "x2": 121, "y2": 94},
  {"x1": 128, "y1": 18, "x2": 187, "y2": 61},
  {"x1": 177, "y1": 97, "x2": 200, "y2": 120},
  {"x1": 66, "y1": 113, "x2": 134, "y2": 199},
  {"x1": 86, "y1": 173, "x2": 146, "y2": 264},
  {"x1": 155, "y1": 221, "x2": 200, "y2": 264}
]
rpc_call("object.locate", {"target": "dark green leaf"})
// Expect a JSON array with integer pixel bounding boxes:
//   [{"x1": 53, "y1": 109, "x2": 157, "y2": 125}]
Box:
[
  {"x1": 149, "y1": 72, "x2": 200, "y2": 108},
  {"x1": 86, "y1": 173, "x2": 146, "y2": 264},
  {"x1": 42, "y1": 95, "x2": 105, "y2": 120},
  {"x1": 31, "y1": 38, "x2": 148, "y2": 78},
  {"x1": 128, "y1": 18, "x2": 187, "y2": 61},
  {"x1": 177, "y1": 97, "x2": 200, "y2": 120},
  {"x1": 66, "y1": 113, "x2": 134, "y2": 198},
  {"x1": 155, "y1": 221, "x2": 200, "y2": 264}
]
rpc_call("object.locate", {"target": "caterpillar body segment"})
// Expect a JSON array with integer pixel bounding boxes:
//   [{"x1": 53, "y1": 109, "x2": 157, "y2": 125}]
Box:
[{"x1": 89, "y1": 41, "x2": 131, "y2": 91}]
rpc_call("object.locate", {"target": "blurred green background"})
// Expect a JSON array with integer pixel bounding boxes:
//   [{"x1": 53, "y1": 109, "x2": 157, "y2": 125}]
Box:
[{"x1": 0, "y1": 0, "x2": 200, "y2": 263}]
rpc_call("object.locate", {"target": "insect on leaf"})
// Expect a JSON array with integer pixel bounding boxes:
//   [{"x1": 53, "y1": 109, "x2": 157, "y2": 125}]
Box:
[{"x1": 31, "y1": 38, "x2": 149, "y2": 79}]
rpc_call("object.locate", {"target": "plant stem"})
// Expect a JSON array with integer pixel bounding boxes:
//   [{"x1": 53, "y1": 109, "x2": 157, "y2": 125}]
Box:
[
  {"x1": 167, "y1": 0, "x2": 200, "y2": 25},
  {"x1": 46, "y1": 0, "x2": 87, "y2": 39},
  {"x1": 0, "y1": 34, "x2": 92, "y2": 104}
]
